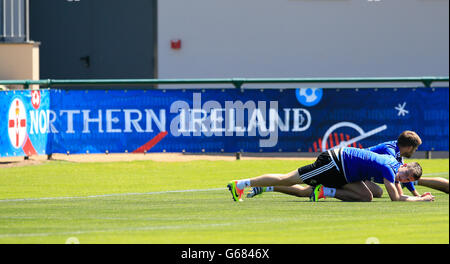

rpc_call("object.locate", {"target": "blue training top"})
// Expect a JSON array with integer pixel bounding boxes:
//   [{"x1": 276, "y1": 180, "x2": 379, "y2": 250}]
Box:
[
  {"x1": 339, "y1": 147, "x2": 401, "y2": 184},
  {"x1": 366, "y1": 140, "x2": 416, "y2": 192},
  {"x1": 366, "y1": 140, "x2": 402, "y2": 163}
]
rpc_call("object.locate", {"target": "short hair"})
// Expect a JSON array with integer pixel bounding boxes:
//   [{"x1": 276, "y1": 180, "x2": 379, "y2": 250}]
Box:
[
  {"x1": 397, "y1": 131, "x2": 422, "y2": 148},
  {"x1": 407, "y1": 162, "x2": 422, "y2": 180}
]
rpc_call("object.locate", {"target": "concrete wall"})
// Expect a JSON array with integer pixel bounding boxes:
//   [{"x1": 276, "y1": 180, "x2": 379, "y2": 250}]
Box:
[
  {"x1": 0, "y1": 42, "x2": 39, "y2": 88},
  {"x1": 158, "y1": 0, "x2": 449, "y2": 87}
]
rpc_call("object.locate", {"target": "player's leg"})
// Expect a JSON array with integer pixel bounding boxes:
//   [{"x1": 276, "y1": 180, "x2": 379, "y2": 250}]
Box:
[
  {"x1": 336, "y1": 181, "x2": 374, "y2": 202},
  {"x1": 247, "y1": 185, "x2": 312, "y2": 198},
  {"x1": 310, "y1": 181, "x2": 373, "y2": 202},
  {"x1": 228, "y1": 169, "x2": 304, "y2": 201},
  {"x1": 364, "y1": 180, "x2": 383, "y2": 198},
  {"x1": 250, "y1": 169, "x2": 304, "y2": 187},
  {"x1": 418, "y1": 177, "x2": 449, "y2": 194},
  {"x1": 228, "y1": 154, "x2": 331, "y2": 201},
  {"x1": 274, "y1": 185, "x2": 313, "y2": 197},
  {"x1": 247, "y1": 152, "x2": 333, "y2": 189},
  {"x1": 228, "y1": 151, "x2": 333, "y2": 201}
]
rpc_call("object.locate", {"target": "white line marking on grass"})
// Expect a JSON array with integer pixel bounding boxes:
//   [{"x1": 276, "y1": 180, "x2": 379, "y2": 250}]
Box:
[
  {"x1": 421, "y1": 172, "x2": 449, "y2": 176},
  {"x1": 421, "y1": 172, "x2": 448, "y2": 176},
  {"x1": 0, "y1": 217, "x2": 363, "y2": 239},
  {"x1": 0, "y1": 223, "x2": 233, "y2": 239},
  {"x1": 0, "y1": 188, "x2": 226, "y2": 203}
]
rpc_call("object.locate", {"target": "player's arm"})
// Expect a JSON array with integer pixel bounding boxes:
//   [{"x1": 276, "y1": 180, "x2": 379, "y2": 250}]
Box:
[
  {"x1": 384, "y1": 179, "x2": 434, "y2": 202},
  {"x1": 411, "y1": 189, "x2": 420, "y2": 196},
  {"x1": 396, "y1": 181, "x2": 420, "y2": 196},
  {"x1": 400, "y1": 181, "x2": 420, "y2": 196},
  {"x1": 395, "y1": 182, "x2": 404, "y2": 196}
]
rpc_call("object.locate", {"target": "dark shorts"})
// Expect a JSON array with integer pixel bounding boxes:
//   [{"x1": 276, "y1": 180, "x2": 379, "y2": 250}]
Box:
[{"x1": 297, "y1": 150, "x2": 348, "y2": 188}]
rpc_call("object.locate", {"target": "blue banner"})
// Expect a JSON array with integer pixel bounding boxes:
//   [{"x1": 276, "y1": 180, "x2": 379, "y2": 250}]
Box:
[
  {"x1": 1, "y1": 87, "x2": 448, "y2": 157},
  {"x1": 0, "y1": 90, "x2": 50, "y2": 157}
]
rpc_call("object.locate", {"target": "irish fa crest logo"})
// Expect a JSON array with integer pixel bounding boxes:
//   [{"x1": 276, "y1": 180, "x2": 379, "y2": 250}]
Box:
[
  {"x1": 31, "y1": 90, "x2": 41, "y2": 109},
  {"x1": 8, "y1": 98, "x2": 27, "y2": 149}
]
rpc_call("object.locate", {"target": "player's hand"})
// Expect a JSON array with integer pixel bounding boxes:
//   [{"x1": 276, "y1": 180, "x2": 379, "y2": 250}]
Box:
[{"x1": 420, "y1": 192, "x2": 434, "y2": 201}]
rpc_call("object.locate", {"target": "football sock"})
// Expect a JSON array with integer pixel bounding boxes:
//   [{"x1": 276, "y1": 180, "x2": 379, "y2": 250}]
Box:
[
  {"x1": 322, "y1": 187, "x2": 336, "y2": 198},
  {"x1": 237, "y1": 179, "x2": 251, "y2": 190}
]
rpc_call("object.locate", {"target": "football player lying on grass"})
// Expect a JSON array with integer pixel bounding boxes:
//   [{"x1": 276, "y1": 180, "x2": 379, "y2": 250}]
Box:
[
  {"x1": 247, "y1": 131, "x2": 448, "y2": 200},
  {"x1": 228, "y1": 146, "x2": 435, "y2": 202}
]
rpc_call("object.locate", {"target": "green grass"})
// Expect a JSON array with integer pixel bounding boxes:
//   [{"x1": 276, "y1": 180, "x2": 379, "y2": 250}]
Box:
[{"x1": 0, "y1": 158, "x2": 448, "y2": 244}]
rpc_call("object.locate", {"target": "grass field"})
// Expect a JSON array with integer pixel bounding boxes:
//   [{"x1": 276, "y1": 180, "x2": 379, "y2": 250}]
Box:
[{"x1": 0, "y1": 158, "x2": 448, "y2": 244}]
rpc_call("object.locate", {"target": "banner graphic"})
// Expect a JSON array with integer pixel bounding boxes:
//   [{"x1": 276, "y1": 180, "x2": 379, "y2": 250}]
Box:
[{"x1": 1, "y1": 87, "x2": 448, "y2": 156}]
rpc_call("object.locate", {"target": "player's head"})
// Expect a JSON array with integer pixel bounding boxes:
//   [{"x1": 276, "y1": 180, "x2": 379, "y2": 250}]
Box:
[
  {"x1": 396, "y1": 162, "x2": 422, "y2": 183},
  {"x1": 397, "y1": 130, "x2": 422, "y2": 158}
]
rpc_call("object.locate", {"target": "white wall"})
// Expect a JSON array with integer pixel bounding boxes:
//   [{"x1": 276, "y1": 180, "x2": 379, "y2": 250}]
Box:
[{"x1": 158, "y1": 0, "x2": 449, "y2": 87}]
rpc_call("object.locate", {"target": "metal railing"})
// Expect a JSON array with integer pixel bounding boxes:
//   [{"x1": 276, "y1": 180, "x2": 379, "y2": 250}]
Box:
[{"x1": 0, "y1": 76, "x2": 448, "y2": 89}]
